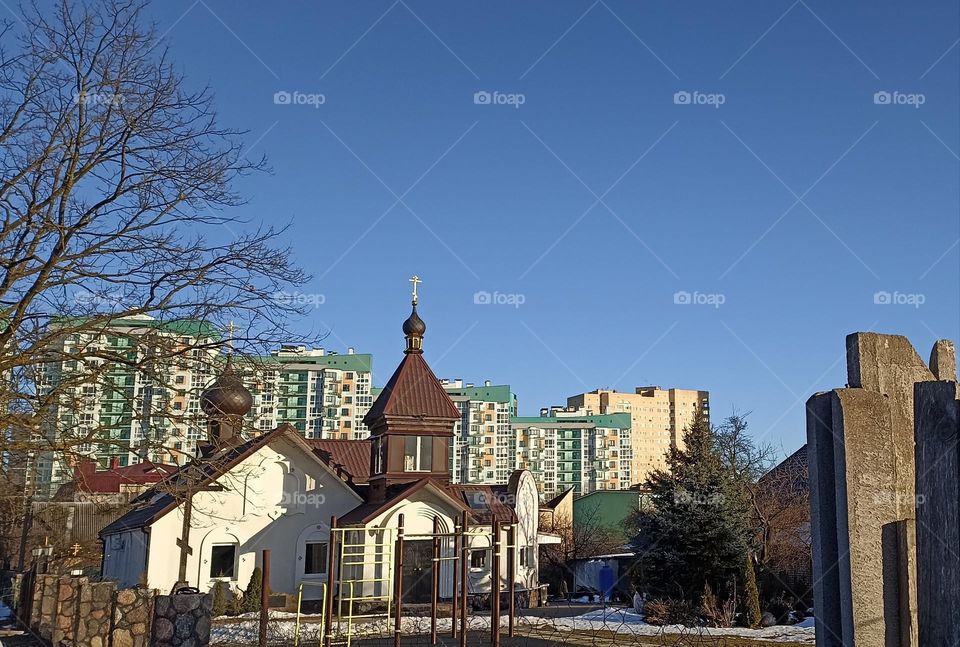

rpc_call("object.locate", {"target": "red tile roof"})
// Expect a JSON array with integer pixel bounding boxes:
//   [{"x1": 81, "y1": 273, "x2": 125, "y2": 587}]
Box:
[
  {"x1": 362, "y1": 351, "x2": 461, "y2": 425},
  {"x1": 308, "y1": 440, "x2": 372, "y2": 485},
  {"x1": 73, "y1": 460, "x2": 177, "y2": 493}
]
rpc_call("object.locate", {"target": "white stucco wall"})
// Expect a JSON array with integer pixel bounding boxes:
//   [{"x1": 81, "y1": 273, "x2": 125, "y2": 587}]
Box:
[
  {"x1": 346, "y1": 474, "x2": 542, "y2": 601},
  {"x1": 104, "y1": 436, "x2": 362, "y2": 596}
]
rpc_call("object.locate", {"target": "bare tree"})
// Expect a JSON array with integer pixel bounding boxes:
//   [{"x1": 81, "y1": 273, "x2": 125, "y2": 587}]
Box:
[
  {"x1": 539, "y1": 503, "x2": 626, "y2": 597},
  {"x1": 713, "y1": 413, "x2": 778, "y2": 543},
  {"x1": 0, "y1": 0, "x2": 318, "y2": 566},
  {"x1": 754, "y1": 449, "x2": 810, "y2": 576}
]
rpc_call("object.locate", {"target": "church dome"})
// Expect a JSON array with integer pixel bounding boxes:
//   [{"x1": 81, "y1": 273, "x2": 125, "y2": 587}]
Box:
[
  {"x1": 200, "y1": 356, "x2": 253, "y2": 418},
  {"x1": 402, "y1": 305, "x2": 426, "y2": 337}
]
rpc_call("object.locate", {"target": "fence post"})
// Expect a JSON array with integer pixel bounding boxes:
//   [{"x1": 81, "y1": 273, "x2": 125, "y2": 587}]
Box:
[
  {"x1": 508, "y1": 523, "x2": 515, "y2": 637},
  {"x1": 323, "y1": 516, "x2": 338, "y2": 647},
  {"x1": 431, "y1": 516, "x2": 440, "y2": 645},
  {"x1": 259, "y1": 549, "x2": 271, "y2": 647},
  {"x1": 491, "y1": 519, "x2": 500, "y2": 647},
  {"x1": 451, "y1": 517, "x2": 460, "y2": 639},
  {"x1": 460, "y1": 513, "x2": 469, "y2": 647},
  {"x1": 393, "y1": 513, "x2": 405, "y2": 647}
]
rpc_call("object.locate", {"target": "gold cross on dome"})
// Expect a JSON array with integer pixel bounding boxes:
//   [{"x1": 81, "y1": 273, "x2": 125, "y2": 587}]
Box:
[
  {"x1": 409, "y1": 275, "x2": 422, "y2": 305},
  {"x1": 226, "y1": 321, "x2": 236, "y2": 350}
]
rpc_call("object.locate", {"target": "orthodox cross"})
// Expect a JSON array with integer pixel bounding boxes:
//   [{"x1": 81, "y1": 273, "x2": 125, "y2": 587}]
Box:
[
  {"x1": 409, "y1": 275, "x2": 422, "y2": 305},
  {"x1": 226, "y1": 321, "x2": 236, "y2": 351}
]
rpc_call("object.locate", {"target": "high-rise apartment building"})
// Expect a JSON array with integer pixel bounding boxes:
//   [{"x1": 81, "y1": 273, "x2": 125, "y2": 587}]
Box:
[
  {"x1": 30, "y1": 315, "x2": 220, "y2": 497},
  {"x1": 28, "y1": 323, "x2": 373, "y2": 497},
  {"x1": 567, "y1": 387, "x2": 709, "y2": 484},
  {"x1": 511, "y1": 412, "x2": 632, "y2": 497},
  {"x1": 243, "y1": 345, "x2": 374, "y2": 440},
  {"x1": 441, "y1": 379, "x2": 517, "y2": 484}
]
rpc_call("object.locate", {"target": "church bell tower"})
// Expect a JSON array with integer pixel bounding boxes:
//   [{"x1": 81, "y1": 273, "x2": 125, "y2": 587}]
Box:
[{"x1": 362, "y1": 277, "x2": 461, "y2": 502}]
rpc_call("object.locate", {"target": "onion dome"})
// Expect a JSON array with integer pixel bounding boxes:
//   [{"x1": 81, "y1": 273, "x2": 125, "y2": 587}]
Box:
[
  {"x1": 403, "y1": 305, "x2": 426, "y2": 336},
  {"x1": 403, "y1": 305, "x2": 425, "y2": 353},
  {"x1": 200, "y1": 355, "x2": 252, "y2": 418}
]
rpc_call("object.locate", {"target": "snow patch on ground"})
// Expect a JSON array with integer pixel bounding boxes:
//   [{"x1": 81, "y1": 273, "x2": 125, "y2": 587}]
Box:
[
  {"x1": 541, "y1": 607, "x2": 815, "y2": 643},
  {"x1": 211, "y1": 607, "x2": 816, "y2": 644}
]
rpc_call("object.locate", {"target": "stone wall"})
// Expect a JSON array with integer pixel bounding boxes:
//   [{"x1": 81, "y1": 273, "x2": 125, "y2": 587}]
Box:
[
  {"x1": 74, "y1": 581, "x2": 116, "y2": 647},
  {"x1": 151, "y1": 592, "x2": 213, "y2": 647},
  {"x1": 35, "y1": 574, "x2": 59, "y2": 641},
  {"x1": 110, "y1": 587, "x2": 154, "y2": 647},
  {"x1": 23, "y1": 574, "x2": 156, "y2": 647},
  {"x1": 53, "y1": 576, "x2": 86, "y2": 646}
]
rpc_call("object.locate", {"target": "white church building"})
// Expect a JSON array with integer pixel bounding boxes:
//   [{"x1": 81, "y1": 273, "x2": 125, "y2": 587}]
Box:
[{"x1": 100, "y1": 287, "x2": 555, "y2": 605}]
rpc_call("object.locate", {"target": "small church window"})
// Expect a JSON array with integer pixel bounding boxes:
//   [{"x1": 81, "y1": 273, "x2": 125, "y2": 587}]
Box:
[
  {"x1": 374, "y1": 437, "x2": 385, "y2": 473},
  {"x1": 404, "y1": 436, "x2": 433, "y2": 472},
  {"x1": 470, "y1": 549, "x2": 486, "y2": 568},
  {"x1": 210, "y1": 544, "x2": 236, "y2": 579},
  {"x1": 305, "y1": 542, "x2": 328, "y2": 575}
]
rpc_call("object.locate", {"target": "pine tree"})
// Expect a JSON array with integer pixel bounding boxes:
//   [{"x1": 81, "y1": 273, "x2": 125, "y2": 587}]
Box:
[
  {"x1": 743, "y1": 552, "x2": 762, "y2": 628},
  {"x1": 631, "y1": 408, "x2": 750, "y2": 604},
  {"x1": 242, "y1": 566, "x2": 263, "y2": 614}
]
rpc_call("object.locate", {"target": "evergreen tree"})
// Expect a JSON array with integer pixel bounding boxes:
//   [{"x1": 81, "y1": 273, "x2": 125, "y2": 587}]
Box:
[
  {"x1": 228, "y1": 588, "x2": 243, "y2": 616},
  {"x1": 212, "y1": 581, "x2": 228, "y2": 616},
  {"x1": 743, "y1": 552, "x2": 762, "y2": 628},
  {"x1": 242, "y1": 566, "x2": 263, "y2": 613},
  {"x1": 630, "y1": 408, "x2": 750, "y2": 604}
]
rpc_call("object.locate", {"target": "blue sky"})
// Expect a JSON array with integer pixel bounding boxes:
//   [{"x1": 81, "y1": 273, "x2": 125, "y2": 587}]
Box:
[{"x1": 144, "y1": 1, "x2": 957, "y2": 457}]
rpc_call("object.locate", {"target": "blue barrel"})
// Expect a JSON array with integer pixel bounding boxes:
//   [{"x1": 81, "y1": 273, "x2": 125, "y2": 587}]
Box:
[{"x1": 598, "y1": 564, "x2": 615, "y2": 602}]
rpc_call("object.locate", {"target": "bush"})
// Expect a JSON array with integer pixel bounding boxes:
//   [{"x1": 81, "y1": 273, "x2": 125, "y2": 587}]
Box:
[
  {"x1": 643, "y1": 597, "x2": 697, "y2": 626},
  {"x1": 701, "y1": 583, "x2": 736, "y2": 628},
  {"x1": 241, "y1": 566, "x2": 263, "y2": 614},
  {"x1": 228, "y1": 587, "x2": 243, "y2": 616},
  {"x1": 764, "y1": 593, "x2": 795, "y2": 625},
  {"x1": 212, "y1": 581, "x2": 229, "y2": 616}
]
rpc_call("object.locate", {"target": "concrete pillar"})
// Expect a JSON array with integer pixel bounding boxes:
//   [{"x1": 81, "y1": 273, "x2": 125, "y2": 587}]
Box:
[
  {"x1": 806, "y1": 332, "x2": 944, "y2": 647},
  {"x1": 913, "y1": 379, "x2": 960, "y2": 645}
]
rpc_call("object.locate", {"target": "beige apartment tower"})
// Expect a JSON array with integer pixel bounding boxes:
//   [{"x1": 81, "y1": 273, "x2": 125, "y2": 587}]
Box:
[{"x1": 566, "y1": 387, "x2": 709, "y2": 485}]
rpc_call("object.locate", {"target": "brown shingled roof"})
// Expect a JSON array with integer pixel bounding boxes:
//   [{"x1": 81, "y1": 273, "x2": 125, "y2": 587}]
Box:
[
  {"x1": 362, "y1": 351, "x2": 461, "y2": 426},
  {"x1": 308, "y1": 439, "x2": 372, "y2": 485}
]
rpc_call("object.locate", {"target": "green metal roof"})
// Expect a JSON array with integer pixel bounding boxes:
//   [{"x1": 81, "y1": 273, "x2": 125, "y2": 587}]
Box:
[
  {"x1": 245, "y1": 353, "x2": 372, "y2": 372},
  {"x1": 443, "y1": 384, "x2": 514, "y2": 403},
  {"x1": 51, "y1": 316, "x2": 220, "y2": 337},
  {"x1": 510, "y1": 413, "x2": 631, "y2": 428}
]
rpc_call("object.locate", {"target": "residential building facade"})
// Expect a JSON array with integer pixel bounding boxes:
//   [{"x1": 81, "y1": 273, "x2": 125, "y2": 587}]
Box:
[
  {"x1": 511, "y1": 413, "x2": 632, "y2": 497},
  {"x1": 567, "y1": 387, "x2": 709, "y2": 485},
  {"x1": 28, "y1": 320, "x2": 372, "y2": 497},
  {"x1": 242, "y1": 345, "x2": 374, "y2": 440},
  {"x1": 30, "y1": 316, "x2": 219, "y2": 498},
  {"x1": 441, "y1": 379, "x2": 518, "y2": 485}
]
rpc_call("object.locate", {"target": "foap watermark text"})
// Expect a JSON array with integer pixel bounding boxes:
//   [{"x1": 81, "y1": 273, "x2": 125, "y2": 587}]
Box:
[
  {"x1": 674, "y1": 90, "x2": 725, "y2": 108},
  {"x1": 874, "y1": 290, "x2": 925, "y2": 308},
  {"x1": 873, "y1": 90, "x2": 925, "y2": 108},
  {"x1": 274, "y1": 90, "x2": 326, "y2": 108},
  {"x1": 474, "y1": 290, "x2": 525, "y2": 308},
  {"x1": 274, "y1": 291, "x2": 325, "y2": 308},
  {"x1": 474, "y1": 90, "x2": 525, "y2": 108},
  {"x1": 674, "y1": 290, "x2": 725, "y2": 308}
]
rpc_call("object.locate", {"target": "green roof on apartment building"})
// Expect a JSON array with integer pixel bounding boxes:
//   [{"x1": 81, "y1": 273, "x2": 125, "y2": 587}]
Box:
[
  {"x1": 51, "y1": 316, "x2": 220, "y2": 337},
  {"x1": 371, "y1": 383, "x2": 514, "y2": 402},
  {"x1": 246, "y1": 353, "x2": 373, "y2": 372},
  {"x1": 443, "y1": 384, "x2": 514, "y2": 403},
  {"x1": 509, "y1": 413, "x2": 631, "y2": 428}
]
